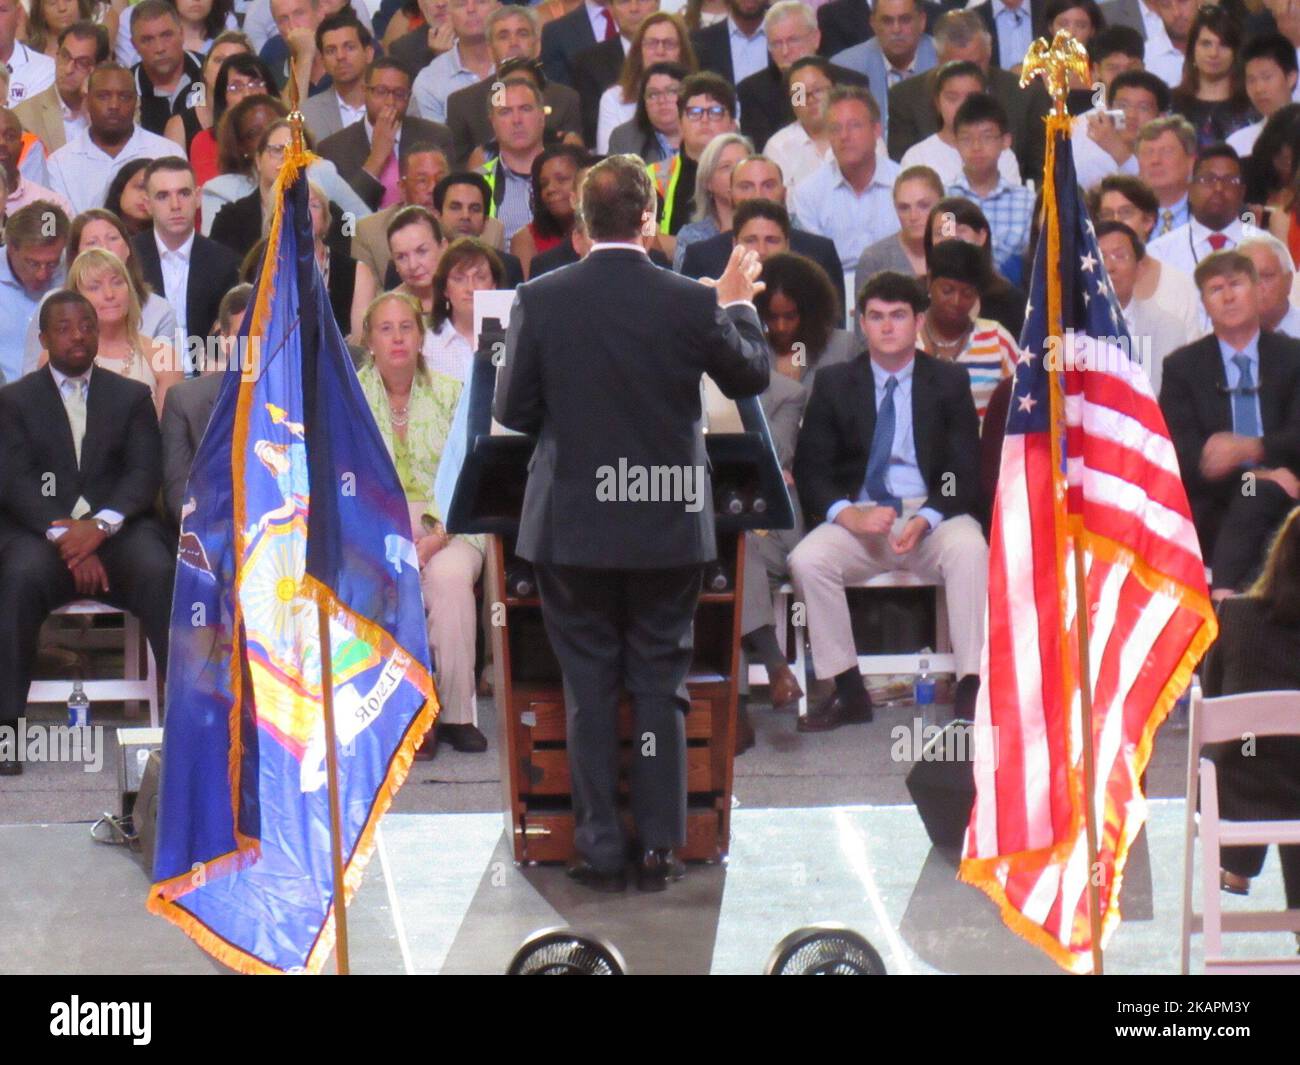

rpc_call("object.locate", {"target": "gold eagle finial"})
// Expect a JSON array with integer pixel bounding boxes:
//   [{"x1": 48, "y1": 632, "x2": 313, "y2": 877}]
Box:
[{"x1": 1020, "y1": 30, "x2": 1091, "y2": 116}]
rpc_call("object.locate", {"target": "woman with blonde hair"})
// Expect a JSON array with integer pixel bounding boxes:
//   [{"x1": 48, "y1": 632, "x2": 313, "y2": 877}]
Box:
[
  {"x1": 65, "y1": 248, "x2": 183, "y2": 413},
  {"x1": 356, "y1": 291, "x2": 487, "y2": 758}
]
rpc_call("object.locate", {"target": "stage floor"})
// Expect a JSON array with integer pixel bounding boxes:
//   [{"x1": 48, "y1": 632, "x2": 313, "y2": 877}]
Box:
[{"x1": 0, "y1": 800, "x2": 1292, "y2": 974}]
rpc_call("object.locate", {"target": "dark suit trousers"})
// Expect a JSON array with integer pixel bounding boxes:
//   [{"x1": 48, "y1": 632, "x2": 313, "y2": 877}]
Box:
[
  {"x1": 0, "y1": 519, "x2": 176, "y2": 725},
  {"x1": 533, "y1": 562, "x2": 703, "y2": 870},
  {"x1": 1209, "y1": 480, "x2": 1295, "y2": 592}
]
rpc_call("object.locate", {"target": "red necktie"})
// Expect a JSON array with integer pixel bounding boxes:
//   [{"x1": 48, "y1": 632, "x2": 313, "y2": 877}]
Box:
[
  {"x1": 1207, "y1": 233, "x2": 1228, "y2": 251},
  {"x1": 601, "y1": 8, "x2": 617, "y2": 40}
]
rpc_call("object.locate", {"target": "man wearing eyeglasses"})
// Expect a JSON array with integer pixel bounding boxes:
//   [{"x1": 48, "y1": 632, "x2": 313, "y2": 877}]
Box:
[
  {"x1": 318, "y1": 58, "x2": 455, "y2": 211},
  {"x1": 650, "y1": 72, "x2": 738, "y2": 241},
  {"x1": 737, "y1": 0, "x2": 868, "y2": 153},
  {"x1": 1159, "y1": 248, "x2": 1300, "y2": 598},
  {"x1": 1145, "y1": 145, "x2": 1268, "y2": 280},
  {"x1": 14, "y1": 22, "x2": 107, "y2": 155}
]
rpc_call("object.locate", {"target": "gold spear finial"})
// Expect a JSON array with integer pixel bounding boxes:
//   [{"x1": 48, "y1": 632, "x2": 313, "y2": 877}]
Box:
[{"x1": 1020, "y1": 30, "x2": 1091, "y2": 118}]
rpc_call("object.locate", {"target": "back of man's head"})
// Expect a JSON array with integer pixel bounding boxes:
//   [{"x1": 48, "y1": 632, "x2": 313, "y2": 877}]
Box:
[{"x1": 581, "y1": 155, "x2": 655, "y2": 243}]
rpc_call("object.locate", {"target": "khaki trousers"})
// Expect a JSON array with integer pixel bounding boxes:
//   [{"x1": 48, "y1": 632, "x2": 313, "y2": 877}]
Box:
[
  {"x1": 789, "y1": 504, "x2": 987, "y2": 681},
  {"x1": 408, "y1": 503, "x2": 484, "y2": 725}
]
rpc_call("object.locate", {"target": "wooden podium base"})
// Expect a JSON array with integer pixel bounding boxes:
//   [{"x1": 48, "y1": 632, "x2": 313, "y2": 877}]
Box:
[{"x1": 490, "y1": 536, "x2": 746, "y2": 864}]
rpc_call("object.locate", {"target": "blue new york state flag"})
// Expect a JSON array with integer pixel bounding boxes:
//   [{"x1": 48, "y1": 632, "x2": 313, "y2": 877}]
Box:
[{"x1": 147, "y1": 143, "x2": 437, "y2": 974}]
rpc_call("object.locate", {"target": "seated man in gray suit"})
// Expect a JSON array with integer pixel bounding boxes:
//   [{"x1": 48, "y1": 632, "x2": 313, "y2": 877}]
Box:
[
  {"x1": 316, "y1": 58, "x2": 454, "y2": 211},
  {"x1": 160, "y1": 285, "x2": 252, "y2": 524},
  {"x1": 299, "y1": 12, "x2": 375, "y2": 143},
  {"x1": 831, "y1": 0, "x2": 938, "y2": 138}
]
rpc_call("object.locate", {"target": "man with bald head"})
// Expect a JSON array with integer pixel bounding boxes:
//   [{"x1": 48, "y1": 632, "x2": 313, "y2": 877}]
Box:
[{"x1": 46, "y1": 63, "x2": 183, "y2": 215}]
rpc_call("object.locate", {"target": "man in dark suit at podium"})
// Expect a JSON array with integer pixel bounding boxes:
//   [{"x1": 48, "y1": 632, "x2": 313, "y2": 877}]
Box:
[{"x1": 496, "y1": 155, "x2": 771, "y2": 892}]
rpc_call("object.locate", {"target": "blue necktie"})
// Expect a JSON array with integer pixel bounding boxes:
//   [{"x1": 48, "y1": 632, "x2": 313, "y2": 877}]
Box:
[
  {"x1": 1231, "y1": 354, "x2": 1260, "y2": 437},
  {"x1": 865, "y1": 375, "x2": 901, "y2": 510}
]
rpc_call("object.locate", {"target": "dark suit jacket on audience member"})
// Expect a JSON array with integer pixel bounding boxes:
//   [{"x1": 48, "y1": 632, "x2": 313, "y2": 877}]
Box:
[
  {"x1": 690, "y1": 20, "x2": 739, "y2": 84},
  {"x1": 494, "y1": 246, "x2": 771, "y2": 568},
  {"x1": 444, "y1": 77, "x2": 583, "y2": 169},
  {"x1": 209, "y1": 190, "x2": 264, "y2": 260},
  {"x1": 390, "y1": 27, "x2": 438, "y2": 83},
  {"x1": 1158, "y1": 331, "x2": 1300, "y2": 557},
  {"x1": 160, "y1": 371, "x2": 223, "y2": 524},
  {"x1": 971, "y1": 0, "x2": 1047, "y2": 70},
  {"x1": 540, "y1": 3, "x2": 599, "y2": 86},
  {"x1": 132, "y1": 231, "x2": 240, "y2": 338},
  {"x1": 679, "y1": 229, "x2": 847, "y2": 316},
  {"x1": 570, "y1": 36, "x2": 628, "y2": 147},
  {"x1": 737, "y1": 59, "x2": 868, "y2": 152},
  {"x1": 815, "y1": 0, "x2": 947, "y2": 59},
  {"x1": 887, "y1": 64, "x2": 1033, "y2": 174},
  {"x1": 792, "y1": 349, "x2": 983, "y2": 527},
  {"x1": 316, "y1": 116, "x2": 455, "y2": 210}
]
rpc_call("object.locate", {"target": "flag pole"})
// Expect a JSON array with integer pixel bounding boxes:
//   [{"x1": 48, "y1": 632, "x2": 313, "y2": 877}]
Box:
[
  {"x1": 317, "y1": 600, "x2": 351, "y2": 975},
  {"x1": 286, "y1": 58, "x2": 350, "y2": 973},
  {"x1": 1023, "y1": 30, "x2": 1106, "y2": 974}
]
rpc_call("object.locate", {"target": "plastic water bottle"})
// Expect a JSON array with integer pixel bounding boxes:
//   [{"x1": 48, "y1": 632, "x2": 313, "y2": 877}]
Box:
[
  {"x1": 67, "y1": 680, "x2": 90, "y2": 729},
  {"x1": 914, "y1": 651, "x2": 936, "y2": 708}
]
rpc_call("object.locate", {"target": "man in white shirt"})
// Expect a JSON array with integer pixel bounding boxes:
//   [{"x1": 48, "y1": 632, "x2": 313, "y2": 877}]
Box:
[
  {"x1": 1239, "y1": 235, "x2": 1300, "y2": 338},
  {"x1": 1143, "y1": 0, "x2": 1195, "y2": 86},
  {"x1": 1073, "y1": 69, "x2": 1167, "y2": 193},
  {"x1": 1226, "y1": 33, "x2": 1299, "y2": 158},
  {"x1": 46, "y1": 65, "x2": 183, "y2": 215},
  {"x1": 1146, "y1": 145, "x2": 1265, "y2": 278},
  {"x1": 791, "y1": 85, "x2": 900, "y2": 277},
  {"x1": 413, "y1": 0, "x2": 497, "y2": 123},
  {"x1": 0, "y1": 0, "x2": 56, "y2": 106},
  {"x1": 300, "y1": 11, "x2": 375, "y2": 141}
]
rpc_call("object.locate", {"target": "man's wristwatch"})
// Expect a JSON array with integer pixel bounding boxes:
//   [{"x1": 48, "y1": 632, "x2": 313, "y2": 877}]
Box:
[{"x1": 92, "y1": 517, "x2": 116, "y2": 537}]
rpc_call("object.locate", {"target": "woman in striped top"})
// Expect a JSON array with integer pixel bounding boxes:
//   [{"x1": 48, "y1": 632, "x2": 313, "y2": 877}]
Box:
[{"x1": 918, "y1": 240, "x2": 1018, "y2": 426}]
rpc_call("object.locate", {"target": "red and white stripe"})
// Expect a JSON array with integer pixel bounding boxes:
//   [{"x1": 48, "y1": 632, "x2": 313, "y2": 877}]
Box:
[{"x1": 961, "y1": 337, "x2": 1216, "y2": 973}]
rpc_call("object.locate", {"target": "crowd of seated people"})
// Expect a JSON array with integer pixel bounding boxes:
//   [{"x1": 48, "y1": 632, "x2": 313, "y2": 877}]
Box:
[{"x1": 2, "y1": 0, "x2": 1300, "y2": 923}]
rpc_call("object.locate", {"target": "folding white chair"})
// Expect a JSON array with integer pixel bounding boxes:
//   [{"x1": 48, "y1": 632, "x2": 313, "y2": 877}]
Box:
[
  {"x1": 1180, "y1": 687, "x2": 1300, "y2": 973},
  {"x1": 27, "y1": 601, "x2": 160, "y2": 728}
]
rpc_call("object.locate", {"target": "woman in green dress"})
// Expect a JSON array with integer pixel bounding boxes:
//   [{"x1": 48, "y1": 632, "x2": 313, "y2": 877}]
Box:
[{"x1": 357, "y1": 291, "x2": 487, "y2": 757}]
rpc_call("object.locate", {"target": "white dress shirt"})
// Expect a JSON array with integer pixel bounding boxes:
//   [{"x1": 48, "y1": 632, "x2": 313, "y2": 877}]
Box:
[
  {"x1": 338, "y1": 94, "x2": 366, "y2": 130},
  {"x1": 764, "y1": 122, "x2": 834, "y2": 188},
  {"x1": 1226, "y1": 118, "x2": 1264, "y2": 158},
  {"x1": 46, "y1": 125, "x2": 184, "y2": 215},
  {"x1": 156, "y1": 230, "x2": 196, "y2": 340},
  {"x1": 58, "y1": 89, "x2": 89, "y2": 143},
  {"x1": 1144, "y1": 217, "x2": 1264, "y2": 279},
  {"x1": 1144, "y1": 26, "x2": 1185, "y2": 88},
  {"x1": 424, "y1": 319, "x2": 475, "y2": 382},
  {"x1": 3, "y1": 42, "x2": 56, "y2": 106}
]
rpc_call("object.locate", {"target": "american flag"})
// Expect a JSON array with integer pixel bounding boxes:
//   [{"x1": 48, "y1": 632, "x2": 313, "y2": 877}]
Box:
[{"x1": 957, "y1": 118, "x2": 1218, "y2": 973}]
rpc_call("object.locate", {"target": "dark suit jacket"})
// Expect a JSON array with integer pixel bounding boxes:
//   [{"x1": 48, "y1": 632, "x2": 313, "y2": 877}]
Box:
[
  {"x1": 1158, "y1": 331, "x2": 1300, "y2": 553},
  {"x1": 495, "y1": 247, "x2": 771, "y2": 567},
  {"x1": 528, "y1": 235, "x2": 670, "y2": 277},
  {"x1": 540, "y1": 3, "x2": 599, "y2": 87},
  {"x1": 691, "y1": 19, "x2": 738, "y2": 84},
  {"x1": 444, "y1": 78, "x2": 583, "y2": 169},
  {"x1": 571, "y1": 36, "x2": 629, "y2": 147},
  {"x1": 316, "y1": 116, "x2": 455, "y2": 210},
  {"x1": 737, "y1": 59, "x2": 868, "y2": 152},
  {"x1": 209, "y1": 190, "x2": 263, "y2": 260},
  {"x1": 972, "y1": 0, "x2": 1047, "y2": 70},
  {"x1": 0, "y1": 366, "x2": 162, "y2": 547},
  {"x1": 607, "y1": 119, "x2": 672, "y2": 163},
  {"x1": 886, "y1": 64, "x2": 1033, "y2": 169},
  {"x1": 815, "y1": 0, "x2": 948, "y2": 59},
  {"x1": 132, "y1": 231, "x2": 239, "y2": 339},
  {"x1": 679, "y1": 228, "x2": 847, "y2": 317},
  {"x1": 160, "y1": 371, "x2": 222, "y2": 524},
  {"x1": 389, "y1": 27, "x2": 437, "y2": 82},
  {"x1": 792, "y1": 350, "x2": 982, "y2": 526}
]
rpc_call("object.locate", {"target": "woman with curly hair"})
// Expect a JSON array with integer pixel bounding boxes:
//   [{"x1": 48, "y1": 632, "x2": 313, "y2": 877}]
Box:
[{"x1": 510, "y1": 144, "x2": 587, "y2": 279}]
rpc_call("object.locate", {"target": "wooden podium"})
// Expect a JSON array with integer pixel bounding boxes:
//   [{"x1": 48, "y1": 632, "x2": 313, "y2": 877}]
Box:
[{"x1": 445, "y1": 318, "x2": 791, "y2": 864}]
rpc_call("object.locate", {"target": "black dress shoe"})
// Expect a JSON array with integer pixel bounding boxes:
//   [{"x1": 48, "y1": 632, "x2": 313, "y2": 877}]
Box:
[
  {"x1": 0, "y1": 758, "x2": 21, "y2": 776},
  {"x1": 438, "y1": 723, "x2": 488, "y2": 752},
  {"x1": 566, "y1": 858, "x2": 628, "y2": 893},
  {"x1": 635, "y1": 848, "x2": 686, "y2": 892},
  {"x1": 796, "y1": 691, "x2": 872, "y2": 732}
]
